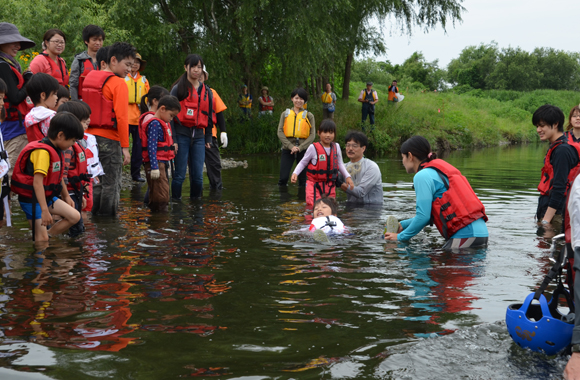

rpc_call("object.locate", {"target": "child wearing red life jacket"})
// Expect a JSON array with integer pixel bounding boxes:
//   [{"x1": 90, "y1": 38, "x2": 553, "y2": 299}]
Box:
[
  {"x1": 23, "y1": 73, "x2": 60, "y2": 142},
  {"x1": 10, "y1": 112, "x2": 84, "y2": 241},
  {"x1": 58, "y1": 100, "x2": 94, "y2": 237},
  {"x1": 291, "y1": 119, "x2": 354, "y2": 205},
  {"x1": 140, "y1": 95, "x2": 180, "y2": 210}
]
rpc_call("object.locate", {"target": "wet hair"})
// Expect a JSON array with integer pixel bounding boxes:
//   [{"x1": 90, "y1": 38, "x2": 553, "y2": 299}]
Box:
[
  {"x1": 47, "y1": 111, "x2": 85, "y2": 140},
  {"x1": 174, "y1": 54, "x2": 204, "y2": 101},
  {"x1": 158, "y1": 95, "x2": 181, "y2": 112},
  {"x1": 532, "y1": 104, "x2": 565, "y2": 132},
  {"x1": 56, "y1": 85, "x2": 70, "y2": 103},
  {"x1": 26, "y1": 73, "x2": 60, "y2": 105},
  {"x1": 313, "y1": 197, "x2": 338, "y2": 216},
  {"x1": 140, "y1": 85, "x2": 170, "y2": 114},
  {"x1": 43, "y1": 29, "x2": 66, "y2": 44},
  {"x1": 58, "y1": 100, "x2": 91, "y2": 122},
  {"x1": 82, "y1": 25, "x2": 105, "y2": 45},
  {"x1": 344, "y1": 130, "x2": 368, "y2": 148},
  {"x1": 318, "y1": 119, "x2": 336, "y2": 135},
  {"x1": 290, "y1": 87, "x2": 308, "y2": 102},
  {"x1": 566, "y1": 105, "x2": 580, "y2": 131},
  {"x1": 400, "y1": 135, "x2": 437, "y2": 162},
  {"x1": 107, "y1": 42, "x2": 136, "y2": 65},
  {"x1": 96, "y1": 46, "x2": 110, "y2": 69}
]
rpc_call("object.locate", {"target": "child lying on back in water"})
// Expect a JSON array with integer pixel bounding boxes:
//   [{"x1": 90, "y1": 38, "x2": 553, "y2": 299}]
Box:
[{"x1": 309, "y1": 197, "x2": 348, "y2": 235}]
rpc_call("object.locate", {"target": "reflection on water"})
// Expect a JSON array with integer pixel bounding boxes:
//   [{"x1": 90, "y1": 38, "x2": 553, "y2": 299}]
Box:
[{"x1": 0, "y1": 144, "x2": 568, "y2": 378}]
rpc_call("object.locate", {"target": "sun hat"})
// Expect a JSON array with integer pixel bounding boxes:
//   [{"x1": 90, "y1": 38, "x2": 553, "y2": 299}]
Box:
[
  {"x1": 0, "y1": 23, "x2": 36, "y2": 50},
  {"x1": 261, "y1": 86, "x2": 269, "y2": 93},
  {"x1": 134, "y1": 52, "x2": 147, "y2": 72}
]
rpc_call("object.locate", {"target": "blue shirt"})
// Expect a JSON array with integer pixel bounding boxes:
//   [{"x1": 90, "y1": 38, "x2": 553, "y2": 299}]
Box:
[
  {"x1": 398, "y1": 167, "x2": 488, "y2": 241},
  {"x1": 146, "y1": 120, "x2": 167, "y2": 170}
]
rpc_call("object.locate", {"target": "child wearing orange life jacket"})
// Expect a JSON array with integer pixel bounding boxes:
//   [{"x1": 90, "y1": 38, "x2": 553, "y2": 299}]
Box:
[
  {"x1": 291, "y1": 119, "x2": 354, "y2": 205},
  {"x1": 23, "y1": 73, "x2": 60, "y2": 142},
  {"x1": 140, "y1": 95, "x2": 180, "y2": 210},
  {"x1": 58, "y1": 101, "x2": 94, "y2": 237},
  {"x1": 10, "y1": 112, "x2": 84, "y2": 241}
]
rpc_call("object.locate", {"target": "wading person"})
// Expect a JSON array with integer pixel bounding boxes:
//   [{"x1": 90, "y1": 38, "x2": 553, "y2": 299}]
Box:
[
  {"x1": 277, "y1": 87, "x2": 315, "y2": 188},
  {"x1": 384, "y1": 135, "x2": 489, "y2": 250},
  {"x1": 70, "y1": 25, "x2": 105, "y2": 100},
  {"x1": 321, "y1": 83, "x2": 336, "y2": 120},
  {"x1": 0, "y1": 23, "x2": 35, "y2": 175},
  {"x1": 358, "y1": 82, "x2": 378, "y2": 130},
  {"x1": 29, "y1": 29, "x2": 69, "y2": 87},
  {"x1": 534, "y1": 105, "x2": 580, "y2": 225},
  {"x1": 338, "y1": 131, "x2": 383, "y2": 204},
  {"x1": 171, "y1": 54, "x2": 214, "y2": 200}
]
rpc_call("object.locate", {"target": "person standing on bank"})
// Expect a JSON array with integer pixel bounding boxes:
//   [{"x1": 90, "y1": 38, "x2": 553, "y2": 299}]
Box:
[
  {"x1": 277, "y1": 87, "x2": 315, "y2": 188},
  {"x1": 170, "y1": 54, "x2": 214, "y2": 200},
  {"x1": 125, "y1": 53, "x2": 150, "y2": 182},
  {"x1": 358, "y1": 82, "x2": 378, "y2": 129},
  {"x1": 258, "y1": 87, "x2": 274, "y2": 116},
  {"x1": 70, "y1": 25, "x2": 105, "y2": 100},
  {"x1": 338, "y1": 131, "x2": 383, "y2": 204},
  {"x1": 0, "y1": 23, "x2": 35, "y2": 176},
  {"x1": 388, "y1": 80, "x2": 404, "y2": 103},
  {"x1": 321, "y1": 83, "x2": 336, "y2": 120},
  {"x1": 238, "y1": 84, "x2": 252, "y2": 118},
  {"x1": 29, "y1": 29, "x2": 69, "y2": 87},
  {"x1": 384, "y1": 135, "x2": 489, "y2": 250}
]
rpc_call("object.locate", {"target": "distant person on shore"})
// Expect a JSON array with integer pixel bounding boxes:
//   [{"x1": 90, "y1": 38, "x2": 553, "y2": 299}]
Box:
[
  {"x1": 337, "y1": 131, "x2": 383, "y2": 204},
  {"x1": 321, "y1": 83, "x2": 336, "y2": 120},
  {"x1": 358, "y1": 82, "x2": 378, "y2": 130},
  {"x1": 388, "y1": 80, "x2": 404, "y2": 103},
  {"x1": 384, "y1": 135, "x2": 488, "y2": 250},
  {"x1": 238, "y1": 84, "x2": 252, "y2": 118},
  {"x1": 534, "y1": 105, "x2": 580, "y2": 225},
  {"x1": 258, "y1": 86, "x2": 274, "y2": 116},
  {"x1": 277, "y1": 87, "x2": 315, "y2": 188},
  {"x1": 70, "y1": 25, "x2": 105, "y2": 100},
  {"x1": 565, "y1": 105, "x2": 580, "y2": 144}
]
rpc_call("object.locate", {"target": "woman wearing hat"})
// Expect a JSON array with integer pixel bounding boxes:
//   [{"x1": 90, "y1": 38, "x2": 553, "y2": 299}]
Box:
[
  {"x1": 124, "y1": 53, "x2": 150, "y2": 182},
  {"x1": 29, "y1": 29, "x2": 69, "y2": 87},
  {"x1": 0, "y1": 22, "x2": 36, "y2": 175},
  {"x1": 258, "y1": 86, "x2": 274, "y2": 116}
]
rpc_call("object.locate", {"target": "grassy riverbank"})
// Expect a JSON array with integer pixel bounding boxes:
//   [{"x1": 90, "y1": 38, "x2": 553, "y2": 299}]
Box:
[{"x1": 226, "y1": 83, "x2": 580, "y2": 156}]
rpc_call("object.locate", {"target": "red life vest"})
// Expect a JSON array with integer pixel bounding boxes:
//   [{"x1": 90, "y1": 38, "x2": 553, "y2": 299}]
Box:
[
  {"x1": 538, "y1": 138, "x2": 580, "y2": 196},
  {"x1": 176, "y1": 84, "x2": 215, "y2": 128},
  {"x1": 25, "y1": 120, "x2": 47, "y2": 143},
  {"x1": 77, "y1": 57, "x2": 96, "y2": 100},
  {"x1": 306, "y1": 142, "x2": 339, "y2": 184},
  {"x1": 40, "y1": 53, "x2": 69, "y2": 87},
  {"x1": 139, "y1": 114, "x2": 175, "y2": 163},
  {"x1": 65, "y1": 140, "x2": 89, "y2": 193},
  {"x1": 420, "y1": 159, "x2": 488, "y2": 239},
  {"x1": 10, "y1": 139, "x2": 63, "y2": 202},
  {"x1": 259, "y1": 96, "x2": 273, "y2": 111},
  {"x1": 1, "y1": 60, "x2": 33, "y2": 122},
  {"x1": 82, "y1": 71, "x2": 117, "y2": 130}
]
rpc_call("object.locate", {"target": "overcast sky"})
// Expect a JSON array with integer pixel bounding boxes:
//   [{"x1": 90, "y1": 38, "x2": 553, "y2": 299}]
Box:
[{"x1": 371, "y1": 0, "x2": 580, "y2": 68}]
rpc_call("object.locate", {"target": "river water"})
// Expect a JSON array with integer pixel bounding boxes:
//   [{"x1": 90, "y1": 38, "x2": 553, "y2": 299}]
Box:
[{"x1": 0, "y1": 144, "x2": 570, "y2": 379}]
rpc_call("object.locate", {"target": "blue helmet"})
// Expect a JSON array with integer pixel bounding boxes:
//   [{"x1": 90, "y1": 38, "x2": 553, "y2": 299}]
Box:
[{"x1": 506, "y1": 292, "x2": 574, "y2": 356}]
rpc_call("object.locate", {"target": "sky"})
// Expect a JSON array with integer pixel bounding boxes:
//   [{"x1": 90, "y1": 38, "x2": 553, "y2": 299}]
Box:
[{"x1": 372, "y1": 0, "x2": 580, "y2": 68}]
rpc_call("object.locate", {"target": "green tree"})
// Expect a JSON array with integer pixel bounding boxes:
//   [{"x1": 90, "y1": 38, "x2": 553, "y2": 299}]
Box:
[
  {"x1": 533, "y1": 48, "x2": 580, "y2": 90},
  {"x1": 487, "y1": 47, "x2": 540, "y2": 91},
  {"x1": 447, "y1": 42, "x2": 498, "y2": 89}
]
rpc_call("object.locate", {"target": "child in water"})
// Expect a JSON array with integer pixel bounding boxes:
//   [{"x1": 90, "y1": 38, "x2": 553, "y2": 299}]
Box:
[{"x1": 309, "y1": 197, "x2": 348, "y2": 237}]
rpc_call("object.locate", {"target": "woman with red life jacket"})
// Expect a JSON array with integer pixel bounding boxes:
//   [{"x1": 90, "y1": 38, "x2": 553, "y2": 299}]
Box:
[
  {"x1": 29, "y1": 29, "x2": 69, "y2": 87},
  {"x1": 0, "y1": 23, "x2": 35, "y2": 175},
  {"x1": 69, "y1": 25, "x2": 105, "y2": 100},
  {"x1": 385, "y1": 135, "x2": 489, "y2": 250},
  {"x1": 565, "y1": 105, "x2": 580, "y2": 145},
  {"x1": 170, "y1": 54, "x2": 214, "y2": 200},
  {"x1": 258, "y1": 86, "x2": 274, "y2": 116}
]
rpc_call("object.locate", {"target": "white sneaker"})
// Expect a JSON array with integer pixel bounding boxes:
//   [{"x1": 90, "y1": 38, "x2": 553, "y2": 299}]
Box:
[
  {"x1": 312, "y1": 229, "x2": 331, "y2": 244},
  {"x1": 385, "y1": 215, "x2": 399, "y2": 234}
]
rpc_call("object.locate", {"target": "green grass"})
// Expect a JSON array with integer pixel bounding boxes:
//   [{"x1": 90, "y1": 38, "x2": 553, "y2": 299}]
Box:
[{"x1": 224, "y1": 83, "x2": 580, "y2": 157}]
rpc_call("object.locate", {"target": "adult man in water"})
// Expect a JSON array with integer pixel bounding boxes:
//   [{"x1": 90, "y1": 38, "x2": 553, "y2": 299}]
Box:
[
  {"x1": 337, "y1": 131, "x2": 383, "y2": 204},
  {"x1": 534, "y1": 105, "x2": 579, "y2": 226}
]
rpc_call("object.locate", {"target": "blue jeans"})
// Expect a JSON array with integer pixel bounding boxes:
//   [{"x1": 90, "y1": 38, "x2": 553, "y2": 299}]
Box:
[
  {"x1": 362, "y1": 103, "x2": 375, "y2": 125},
  {"x1": 172, "y1": 133, "x2": 206, "y2": 199}
]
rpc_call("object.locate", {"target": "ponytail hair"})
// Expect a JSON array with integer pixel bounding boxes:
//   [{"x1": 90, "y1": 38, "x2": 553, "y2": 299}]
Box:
[
  {"x1": 173, "y1": 54, "x2": 204, "y2": 101},
  {"x1": 140, "y1": 85, "x2": 170, "y2": 114},
  {"x1": 400, "y1": 135, "x2": 437, "y2": 162}
]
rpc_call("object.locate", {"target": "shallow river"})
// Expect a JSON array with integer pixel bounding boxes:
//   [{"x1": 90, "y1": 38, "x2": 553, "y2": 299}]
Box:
[{"x1": 0, "y1": 144, "x2": 571, "y2": 379}]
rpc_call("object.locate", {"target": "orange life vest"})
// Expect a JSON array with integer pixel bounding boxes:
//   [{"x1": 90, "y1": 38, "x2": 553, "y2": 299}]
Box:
[{"x1": 82, "y1": 71, "x2": 117, "y2": 130}]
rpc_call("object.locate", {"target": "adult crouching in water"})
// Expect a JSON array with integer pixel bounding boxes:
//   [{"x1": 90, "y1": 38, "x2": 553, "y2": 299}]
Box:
[
  {"x1": 384, "y1": 136, "x2": 489, "y2": 250},
  {"x1": 170, "y1": 54, "x2": 213, "y2": 200},
  {"x1": 277, "y1": 87, "x2": 315, "y2": 188}
]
